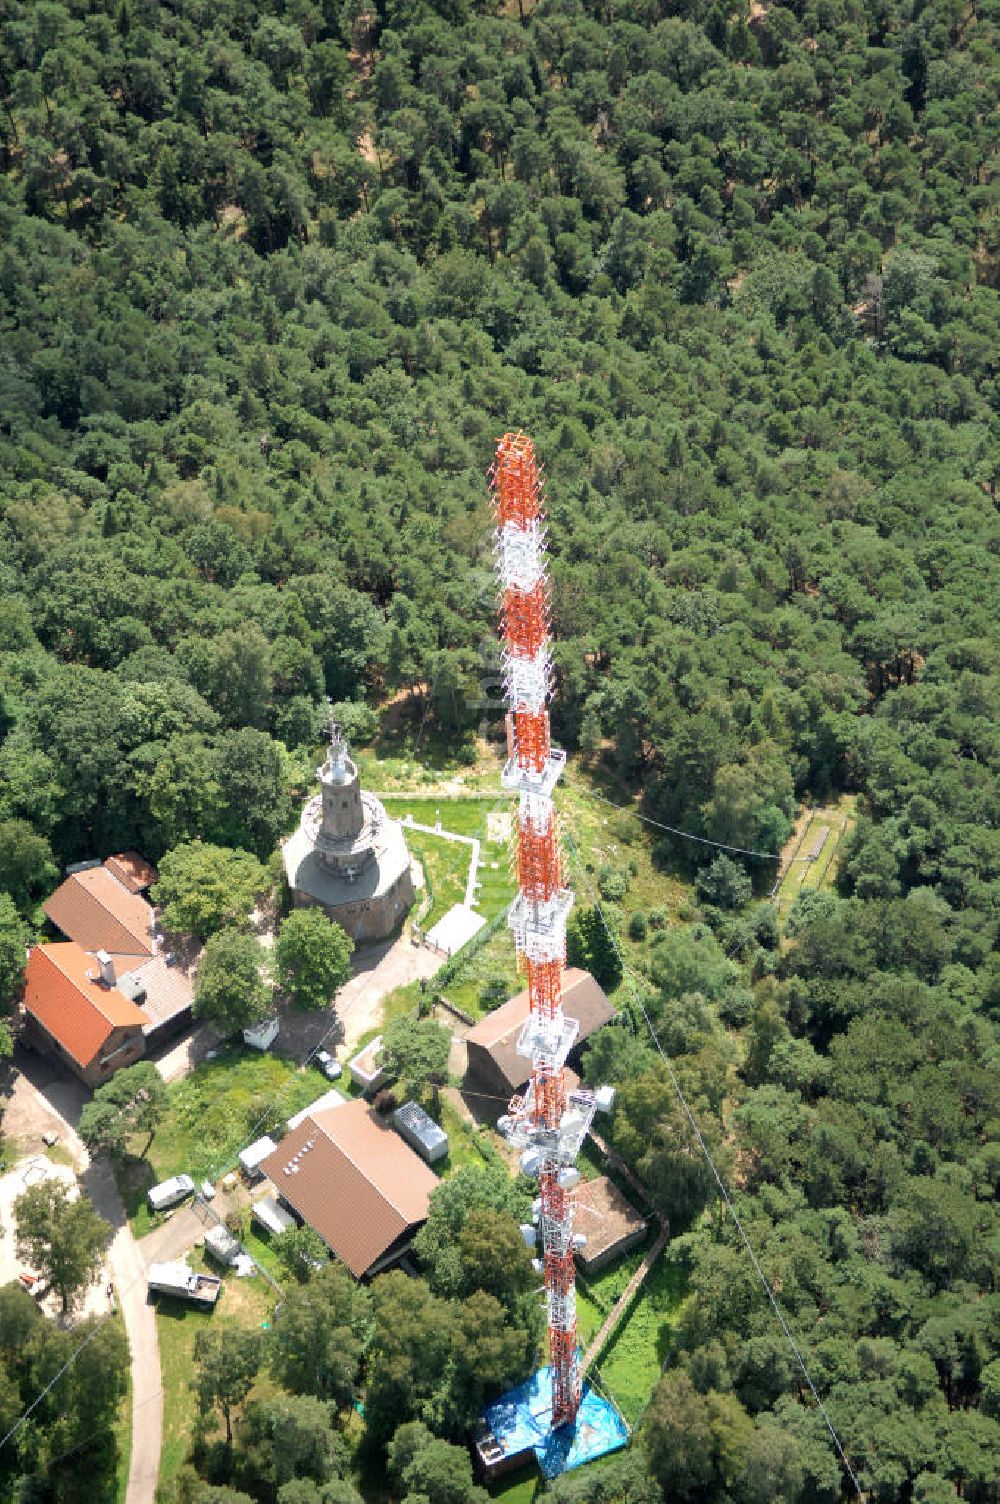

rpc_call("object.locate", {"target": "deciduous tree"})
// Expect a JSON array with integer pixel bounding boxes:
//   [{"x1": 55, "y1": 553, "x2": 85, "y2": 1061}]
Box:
[
  {"x1": 14, "y1": 1181, "x2": 109, "y2": 1313},
  {"x1": 274, "y1": 909, "x2": 353, "y2": 1012}
]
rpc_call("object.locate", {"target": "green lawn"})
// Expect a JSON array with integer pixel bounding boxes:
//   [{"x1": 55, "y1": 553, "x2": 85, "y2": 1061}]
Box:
[
  {"x1": 443, "y1": 925, "x2": 520, "y2": 1019},
  {"x1": 776, "y1": 795, "x2": 857, "y2": 916},
  {"x1": 382, "y1": 793, "x2": 507, "y2": 842},
  {"x1": 436, "y1": 1099, "x2": 494, "y2": 1174},
  {"x1": 382, "y1": 794, "x2": 517, "y2": 926},
  {"x1": 403, "y1": 826, "x2": 472, "y2": 930},
  {"x1": 117, "y1": 1049, "x2": 332, "y2": 1232},
  {"x1": 156, "y1": 1258, "x2": 276, "y2": 1489},
  {"x1": 489, "y1": 1470, "x2": 545, "y2": 1504},
  {"x1": 592, "y1": 1254, "x2": 688, "y2": 1424}
]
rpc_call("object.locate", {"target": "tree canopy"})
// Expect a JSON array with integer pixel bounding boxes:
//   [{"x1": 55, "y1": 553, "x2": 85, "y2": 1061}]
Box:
[
  {"x1": 194, "y1": 928, "x2": 271, "y2": 1033},
  {"x1": 274, "y1": 909, "x2": 353, "y2": 1012},
  {"x1": 153, "y1": 843, "x2": 270, "y2": 940}
]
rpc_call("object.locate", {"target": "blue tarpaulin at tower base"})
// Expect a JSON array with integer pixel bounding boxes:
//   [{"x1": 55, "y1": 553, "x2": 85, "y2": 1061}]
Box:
[{"x1": 482, "y1": 1366, "x2": 629, "y2": 1479}]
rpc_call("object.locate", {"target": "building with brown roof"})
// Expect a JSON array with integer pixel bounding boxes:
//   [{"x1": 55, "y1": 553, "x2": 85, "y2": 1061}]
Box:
[
  {"x1": 573, "y1": 1176, "x2": 648, "y2": 1274},
  {"x1": 260, "y1": 1099, "x2": 439, "y2": 1278},
  {"x1": 463, "y1": 968, "x2": 615, "y2": 1106},
  {"x1": 44, "y1": 866, "x2": 155, "y2": 962},
  {"x1": 22, "y1": 943, "x2": 150, "y2": 1088},
  {"x1": 103, "y1": 851, "x2": 159, "y2": 894}
]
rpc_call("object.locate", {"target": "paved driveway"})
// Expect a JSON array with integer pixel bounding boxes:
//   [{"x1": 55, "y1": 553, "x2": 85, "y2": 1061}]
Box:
[
  {"x1": 84, "y1": 1159, "x2": 162, "y2": 1504},
  {"x1": 273, "y1": 929, "x2": 443, "y2": 1062}
]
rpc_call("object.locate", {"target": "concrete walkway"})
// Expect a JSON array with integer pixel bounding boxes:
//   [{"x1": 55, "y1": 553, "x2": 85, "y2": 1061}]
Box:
[{"x1": 400, "y1": 816, "x2": 482, "y2": 907}]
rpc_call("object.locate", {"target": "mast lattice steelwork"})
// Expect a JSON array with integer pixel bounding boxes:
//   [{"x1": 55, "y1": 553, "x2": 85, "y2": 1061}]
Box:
[{"x1": 492, "y1": 432, "x2": 596, "y2": 1429}]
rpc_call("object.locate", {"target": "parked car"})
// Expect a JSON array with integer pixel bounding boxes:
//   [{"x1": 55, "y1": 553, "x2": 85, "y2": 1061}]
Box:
[
  {"x1": 315, "y1": 1050, "x2": 342, "y2": 1081},
  {"x1": 147, "y1": 1173, "x2": 195, "y2": 1214}
]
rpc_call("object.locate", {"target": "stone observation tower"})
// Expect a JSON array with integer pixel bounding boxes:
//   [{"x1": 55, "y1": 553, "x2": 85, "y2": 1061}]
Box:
[{"x1": 282, "y1": 710, "x2": 415, "y2": 942}]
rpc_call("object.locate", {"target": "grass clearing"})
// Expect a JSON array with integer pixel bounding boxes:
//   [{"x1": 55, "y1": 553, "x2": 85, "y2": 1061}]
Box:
[
  {"x1": 402, "y1": 826, "x2": 470, "y2": 929},
  {"x1": 116, "y1": 1049, "x2": 330, "y2": 1232},
  {"x1": 442, "y1": 925, "x2": 520, "y2": 1019},
  {"x1": 382, "y1": 793, "x2": 517, "y2": 925},
  {"x1": 775, "y1": 795, "x2": 857, "y2": 916},
  {"x1": 489, "y1": 1470, "x2": 545, "y2": 1504},
  {"x1": 593, "y1": 1254, "x2": 688, "y2": 1424},
  {"x1": 437, "y1": 1099, "x2": 492, "y2": 1174},
  {"x1": 156, "y1": 1258, "x2": 276, "y2": 1489}
]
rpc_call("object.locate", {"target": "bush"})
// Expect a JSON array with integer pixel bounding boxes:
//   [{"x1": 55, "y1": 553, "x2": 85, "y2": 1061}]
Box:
[
  {"x1": 718, "y1": 987, "x2": 754, "y2": 1027},
  {"x1": 628, "y1": 911, "x2": 648, "y2": 942},
  {"x1": 598, "y1": 864, "x2": 630, "y2": 902},
  {"x1": 479, "y1": 976, "x2": 508, "y2": 1010},
  {"x1": 696, "y1": 854, "x2": 752, "y2": 910}
]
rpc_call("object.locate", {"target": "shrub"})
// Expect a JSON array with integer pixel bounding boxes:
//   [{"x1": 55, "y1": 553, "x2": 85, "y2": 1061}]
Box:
[{"x1": 628, "y1": 911, "x2": 648, "y2": 942}]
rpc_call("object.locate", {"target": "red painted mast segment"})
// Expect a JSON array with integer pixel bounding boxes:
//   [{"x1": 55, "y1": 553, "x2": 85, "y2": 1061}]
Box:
[{"x1": 491, "y1": 432, "x2": 596, "y2": 1430}]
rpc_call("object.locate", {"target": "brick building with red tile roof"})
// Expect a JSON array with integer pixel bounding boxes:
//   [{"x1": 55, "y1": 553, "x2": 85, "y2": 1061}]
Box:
[{"x1": 22, "y1": 943, "x2": 149, "y2": 1088}]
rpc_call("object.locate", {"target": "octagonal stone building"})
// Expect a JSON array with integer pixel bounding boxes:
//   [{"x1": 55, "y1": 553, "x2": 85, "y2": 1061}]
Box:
[{"x1": 282, "y1": 723, "x2": 414, "y2": 942}]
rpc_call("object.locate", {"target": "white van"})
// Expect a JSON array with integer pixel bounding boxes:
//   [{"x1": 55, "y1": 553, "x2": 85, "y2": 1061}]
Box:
[{"x1": 147, "y1": 1174, "x2": 195, "y2": 1213}]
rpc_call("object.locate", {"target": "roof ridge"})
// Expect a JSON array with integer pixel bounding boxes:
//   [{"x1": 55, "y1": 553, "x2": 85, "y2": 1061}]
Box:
[{"x1": 43, "y1": 943, "x2": 147, "y2": 1027}]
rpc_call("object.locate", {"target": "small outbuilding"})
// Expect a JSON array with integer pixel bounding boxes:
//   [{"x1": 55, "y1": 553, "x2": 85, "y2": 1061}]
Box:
[
  {"x1": 239, "y1": 1136, "x2": 278, "y2": 1182},
  {"x1": 348, "y1": 1035, "x2": 389, "y2": 1094},
  {"x1": 204, "y1": 1225, "x2": 241, "y2": 1267},
  {"x1": 392, "y1": 1101, "x2": 449, "y2": 1165},
  {"x1": 252, "y1": 1195, "x2": 297, "y2": 1237},
  {"x1": 243, "y1": 1018, "x2": 279, "y2": 1051},
  {"x1": 572, "y1": 1176, "x2": 648, "y2": 1274},
  {"x1": 463, "y1": 968, "x2": 615, "y2": 1106}
]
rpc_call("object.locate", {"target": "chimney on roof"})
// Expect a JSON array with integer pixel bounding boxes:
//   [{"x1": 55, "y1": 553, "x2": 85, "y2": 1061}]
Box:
[{"x1": 95, "y1": 950, "x2": 116, "y2": 987}]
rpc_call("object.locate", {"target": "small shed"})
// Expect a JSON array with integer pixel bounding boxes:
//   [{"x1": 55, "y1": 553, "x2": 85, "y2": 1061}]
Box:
[
  {"x1": 573, "y1": 1176, "x2": 647, "y2": 1274},
  {"x1": 392, "y1": 1101, "x2": 449, "y2": 1164},
  {"x1": 239, "y1": 1135, "x2": 278, "y2": 1181},
  {"x1": 243, "y1": 1018, "x2": 279, "y2": 1051},
  {"x1": 204, "y1": 1225, "x2": 241, "y2": 1267},
  {"x1": 252, "y1": 1194, "x2": 297, "y2": 1237},
  {"x1": 348, "y1": 1035, "x2": 389, "y2": 1094}
]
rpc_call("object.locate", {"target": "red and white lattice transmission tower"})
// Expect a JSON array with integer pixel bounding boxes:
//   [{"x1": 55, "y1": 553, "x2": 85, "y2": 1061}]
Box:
[{"x1": 492, "y1": 432, "x2": 597, "y2": 1430}]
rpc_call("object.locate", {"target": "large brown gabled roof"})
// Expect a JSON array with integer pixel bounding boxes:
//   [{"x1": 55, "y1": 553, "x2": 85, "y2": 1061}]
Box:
[
  {"x1": 464, "y1": 968, "x2": 615, "y2": 1091},
  {"x1": 261, "y1": 1099, "x2": 439, "y2": 1278},
  {"x1": 23, "y1": 943, "x2": 149, "y2": 1069},
  {"x1": 44, "y1": 867, "x2": 155, "y2": 959}
]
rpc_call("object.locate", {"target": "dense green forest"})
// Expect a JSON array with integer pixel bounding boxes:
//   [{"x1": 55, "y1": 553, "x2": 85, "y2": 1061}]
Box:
[{"x1": 1, "y1": 0, "x2": 998, "y2": 1500}]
